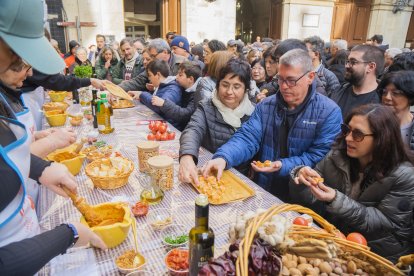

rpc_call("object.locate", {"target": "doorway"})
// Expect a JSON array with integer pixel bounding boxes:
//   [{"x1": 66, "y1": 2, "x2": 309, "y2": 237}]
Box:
[
  {"x1": 236, "y1": 0, "x2": 272, "y2": 43},
  {"x1": 331, "y1": 0, "x2": 371, "y2": 45}
]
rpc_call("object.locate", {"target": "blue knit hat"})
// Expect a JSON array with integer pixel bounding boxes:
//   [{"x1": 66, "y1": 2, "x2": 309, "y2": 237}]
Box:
[{"x1": 170, "y1": 35, "x2": 190, "y2": 53}]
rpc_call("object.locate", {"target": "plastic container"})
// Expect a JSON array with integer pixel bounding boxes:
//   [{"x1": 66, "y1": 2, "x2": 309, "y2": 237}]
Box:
[
  {"x1": 147, "y1": 208, "x2": 173, "y2": 231},
  {"x1": 165, "y1": 247, "x2": 189, "y2": 276},
  {"x1": 137, "y1": 141, "x2": 159, "y2": 173},
  {"x1": 115, "y1": 249, "x2": 146, "y2": 274},
  {"x1": 147, "y1": 155, "x2": 174, "y2": 191},
  {"x1": 161, "y1": 224, "x2": 189, "y2": 250}
]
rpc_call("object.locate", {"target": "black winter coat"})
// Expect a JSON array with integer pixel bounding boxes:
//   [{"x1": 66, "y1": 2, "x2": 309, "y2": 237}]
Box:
[
  {"x1": 179, "y1": 99, "x2": 250, "y2": 166},
  {"x1": 290, "y1": 150, "x2": 414, "y2": 262}
]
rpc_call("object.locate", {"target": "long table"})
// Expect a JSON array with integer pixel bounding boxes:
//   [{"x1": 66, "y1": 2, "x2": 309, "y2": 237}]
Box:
[{"x1": 37, "y1": 101, "x2": 285, "y2": 275}]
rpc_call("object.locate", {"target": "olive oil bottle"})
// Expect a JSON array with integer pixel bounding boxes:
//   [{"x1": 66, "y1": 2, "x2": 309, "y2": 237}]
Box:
[
  {"x1": 189, "y1": 194, "x2": 214, "y2": 275},
  {"x1": 96, "y1": 93, "x2": 114, "y2": 134}
]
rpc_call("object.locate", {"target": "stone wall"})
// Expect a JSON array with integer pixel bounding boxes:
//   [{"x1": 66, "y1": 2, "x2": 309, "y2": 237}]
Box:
[
  {"x1": 281, "y1": 0, "x2": 335, "y2": 42},
  {"x1": 181, "y1": 0, "x2": 236, "y2": 44},
  {"x1": 367, "y1": 0, "x2": 412, "y2": 48},
  {"x1": 61, "y1": 0, "x2": 125, "y2": 48}
]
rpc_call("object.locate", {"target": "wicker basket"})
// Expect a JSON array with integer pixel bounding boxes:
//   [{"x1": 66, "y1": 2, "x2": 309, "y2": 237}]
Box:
[
  {"x1": 236, "y1": 204, "x2": 405, "y2": 276},
  {"x1": 85, "y1": 157, "x2": 134, "y2": 189}
]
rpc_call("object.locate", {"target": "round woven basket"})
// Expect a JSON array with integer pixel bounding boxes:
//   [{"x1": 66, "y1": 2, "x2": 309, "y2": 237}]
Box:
[
  {"x1": 236, "y1": 204, "x2": 405, "y2": 276},
  {"x1": 85, "y1": 158, "x2": 134, "y2": 189}
]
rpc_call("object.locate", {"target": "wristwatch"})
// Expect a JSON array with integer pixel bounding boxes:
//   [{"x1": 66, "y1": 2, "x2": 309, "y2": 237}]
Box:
[{"x1": 65, "y1": 223, "x2": 79, "y2": 248}]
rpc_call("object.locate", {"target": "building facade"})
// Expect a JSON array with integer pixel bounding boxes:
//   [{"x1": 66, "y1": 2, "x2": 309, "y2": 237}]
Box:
[{"x1": 46, "y1": 0, "x2": 413, "y2": 53}]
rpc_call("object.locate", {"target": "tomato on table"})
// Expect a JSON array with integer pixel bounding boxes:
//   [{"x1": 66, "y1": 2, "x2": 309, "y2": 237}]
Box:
[
  {"x1": 167, "y1": 131, "x2": 176, "y2": 140},
  {"x1": 293, "y1": 217, "x2": 309, "y2": 226},
  {"x1": 346, "y1": 232, "x2": 367, "y2": 246},
  {"x1": 158, "y1": 124, "x2": 167, "y2": 134},
  {"x1": 147, "y1": 134, "x2": 156, "y2": 141}
]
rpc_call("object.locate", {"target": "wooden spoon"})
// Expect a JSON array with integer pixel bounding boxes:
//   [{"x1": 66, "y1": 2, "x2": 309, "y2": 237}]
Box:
[{"x1": 61, "y1": 186, "x2": 103, "y2": 225}]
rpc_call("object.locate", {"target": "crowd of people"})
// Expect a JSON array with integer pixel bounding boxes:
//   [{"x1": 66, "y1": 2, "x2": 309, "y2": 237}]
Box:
[{"x1": 1, "y1": 0, "x2": 414, "y2": 274}]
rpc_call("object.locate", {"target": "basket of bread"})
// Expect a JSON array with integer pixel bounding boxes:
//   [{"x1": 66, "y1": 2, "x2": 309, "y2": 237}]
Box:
[
  {"x1": 85, "y1": 156, "x2": 134, "y2": 189},
  {"x1": 81, "y1": 144, "x2": 113, "y2": 163},
  {"x1": 199, "y1": 204, "x2": 407, "y2": 276}
]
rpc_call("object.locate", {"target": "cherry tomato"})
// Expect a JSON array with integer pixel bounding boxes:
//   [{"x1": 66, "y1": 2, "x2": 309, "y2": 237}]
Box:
[
  {"x1": 147, "y1": 134, "x2": 156, "y2": 141},
  {"x1": 346, "y1": 232, "x2": 367, "y2": 246},
  {"x1": 151, "y1": 128, "x2": 158, "y2": 135},
  {"x1": 158, "y1": 124, "x2": 167, "y2": 134},
  {"x1": 335, "y1": 231, "x2": 346, "y2": 239},
  {"x1": 131, "y1": 201, "x2": 149, "y2": 217},
  {"x1": 256, "y1": 161, "x2": 264, "y2": 168},
  {"x1": 149, "y1": 122, "x2": 155, "y2": 131},
  {"x1": 155, "y1": 132, "x2": 162, "y2": 141},
  {"x1": 160, "y1": 133, "x2": 168, "y2": 141},
  {"x1": 153, "y1": 121, "x2": 161, "y2": 131},
  {"x1": 293, "y1": 217, "x2": 309, "y2": 226},
  {"x1": 167, "y1": 131, "x2": 176, "y2": 140}
]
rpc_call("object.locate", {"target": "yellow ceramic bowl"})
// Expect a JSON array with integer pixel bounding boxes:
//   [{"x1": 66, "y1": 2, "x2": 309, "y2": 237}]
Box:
[
  {"x1": 49, "y1": 91, "x2": 67, "y2": 102},
  {"x1": 45, "y1": 110, "x2": 67, "y2": 127},
  {"x1": 80, "y1": 202, "x2": 132, "y2": 248},
  {"x1": 46, "y1": 149, "x2": 85, "y2": 175}
]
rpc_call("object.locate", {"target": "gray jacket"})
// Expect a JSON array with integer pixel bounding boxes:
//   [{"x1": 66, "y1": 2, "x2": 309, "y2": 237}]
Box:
[
  {"x1": 118, "y1": 70, "x2": 148, "y2": 92},
  {"x1": 316, "y1": 64, "x2": 341, "y2": 97},
  {"x1": 290, "y1": 149, "x2": 414, "y2": 262},
  {"x1": 179, "y1": 98, "x2": 250, "y2": 163},
  {"x1": 193, "y1": 76, "x2": 216, "y2": 108}
]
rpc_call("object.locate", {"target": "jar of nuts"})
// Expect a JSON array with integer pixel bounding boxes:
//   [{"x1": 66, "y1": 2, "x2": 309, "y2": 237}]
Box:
[
  {"x1": 137, "y1": 141, "x2": 160, "y2": 172},
  {"x1": 147, "y1": 155, "x2": 174, "y2": 191}
]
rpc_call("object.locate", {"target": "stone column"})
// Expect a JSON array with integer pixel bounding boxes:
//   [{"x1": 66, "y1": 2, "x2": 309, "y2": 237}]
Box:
[
  {"x1": 367, "y1": 0, "x2": 412, "y2": 48},
  {"x1": 280, "y1": 0, "x2": 335, "y2": 41}
]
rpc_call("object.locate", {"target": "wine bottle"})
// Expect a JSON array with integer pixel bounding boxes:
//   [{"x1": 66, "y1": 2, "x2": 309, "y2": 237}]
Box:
[
  {"x1": 91, "y1": 89, "x2": 98, "y2": 128},
  {"x1": 189, "y1": 194, "x2": 214, "y2": 275}
]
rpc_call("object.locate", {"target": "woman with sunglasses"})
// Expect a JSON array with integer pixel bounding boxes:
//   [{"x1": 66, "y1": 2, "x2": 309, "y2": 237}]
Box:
[
  {"x1": 379, "y1": 71, "x2": 414, "y2": 150},
  {"x1": 290, "y1": 104, "x2": 414, "y2": 262}
]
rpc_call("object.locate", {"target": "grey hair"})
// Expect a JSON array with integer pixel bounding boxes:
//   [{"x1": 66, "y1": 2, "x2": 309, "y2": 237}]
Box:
[
  {"x1": 279, "y1": 49, "x2": 313, "y2": 73},
  {"x1": 332, "y1": 39, "x2": 348, "y2": 51},
  {"x1": 385, "y1": 48, "x2": 402, "y2": 58},
  {"x1": 75, "y1": 46, "x2": 87, "y2": 55},
  {"x1": 148, "y1": 38, "x2": 171, "y2": 53}
]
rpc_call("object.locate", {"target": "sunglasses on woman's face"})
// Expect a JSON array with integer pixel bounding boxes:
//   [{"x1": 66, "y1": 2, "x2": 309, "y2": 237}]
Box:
[{"x1": 341, "y1": 124, "x2": 374, "y2": 142}]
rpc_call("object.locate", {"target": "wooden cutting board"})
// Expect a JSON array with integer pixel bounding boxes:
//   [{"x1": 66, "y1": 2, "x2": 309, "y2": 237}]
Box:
[
  {"x1": 105, "y1": 82, "x2": 134, "y2": 101},
  {"x1": 191, "y1": 170, "x2": 255, "y2": 205}
]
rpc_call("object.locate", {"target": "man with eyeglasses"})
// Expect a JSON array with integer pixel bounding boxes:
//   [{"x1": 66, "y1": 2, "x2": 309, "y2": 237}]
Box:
[
  {"x1": 119, "y1": 38, "x2": 186, "y2": 93},
  {"x1": 330, "y1": 45, "x2": 384, "y2": 118},
  {"x1": 202, "y1": 49, "x2": 342, "y2": 202}
]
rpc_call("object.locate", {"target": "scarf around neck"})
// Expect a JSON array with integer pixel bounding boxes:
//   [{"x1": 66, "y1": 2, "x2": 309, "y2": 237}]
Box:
[{"x1": 211, "y1": 89, "x2": 255, "y2": 129}]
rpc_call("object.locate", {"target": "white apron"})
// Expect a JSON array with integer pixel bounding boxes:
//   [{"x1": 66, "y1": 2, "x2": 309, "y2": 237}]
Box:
[
  {"x1": 19, "y1": 95, "x2": 39, "y2": 203},
  {"x1": 0, "y1": 116, "x2": 40, "y2": 247}
]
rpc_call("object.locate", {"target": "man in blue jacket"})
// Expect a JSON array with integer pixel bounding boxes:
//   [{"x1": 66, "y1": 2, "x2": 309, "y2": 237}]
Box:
[{"x1": 202, "y1": 49, "x2": 342, "y2": 202}]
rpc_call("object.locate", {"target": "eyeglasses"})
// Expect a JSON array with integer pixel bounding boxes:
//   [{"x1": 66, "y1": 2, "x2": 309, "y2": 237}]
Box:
[
  {"x1": 381, "y1": 88, "x2": 405, "y2": 98},
  {"x1": 9, "y1": 59, "x2": 32, "y2": 73},
  {"x1": 345, "y1": 59, "x2": 371, "y2": 66},
  {"x1": 275, "y1": 71, "x2": 309, "y2": 87},
  {"x1": 341, "y1": 124, "x2": 374, "y2": 142}
]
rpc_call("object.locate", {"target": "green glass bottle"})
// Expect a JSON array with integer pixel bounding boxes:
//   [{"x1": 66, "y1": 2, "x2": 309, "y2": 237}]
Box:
[
  {"x1": 189, "y1": 194, "x2": 215, "y2": 275},
  {"x1": 96, "y1": 93, "x2": 114, "y2": 134}
]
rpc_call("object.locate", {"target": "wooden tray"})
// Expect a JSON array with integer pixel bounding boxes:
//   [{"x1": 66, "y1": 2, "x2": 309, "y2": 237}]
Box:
[
  {"x1": 105, "y1": 82, "x2": 134, "y2": 101},
  {"x1": 112, "y1": 99, "x2": 135, "y2": 109},
  {"x1": 191, "y1": 171, "x2": 255, "y2": 205}
]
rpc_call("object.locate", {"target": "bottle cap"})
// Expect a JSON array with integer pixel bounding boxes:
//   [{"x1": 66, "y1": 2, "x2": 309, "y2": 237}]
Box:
[
  {"x1": 195, "y1": 194, "x2": 209, "y2": 206},
  {"x1": 101, "y1": 93, "x2": 107, "y2": 99}
]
